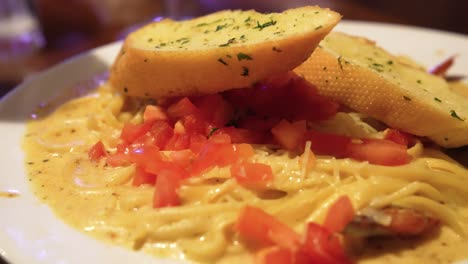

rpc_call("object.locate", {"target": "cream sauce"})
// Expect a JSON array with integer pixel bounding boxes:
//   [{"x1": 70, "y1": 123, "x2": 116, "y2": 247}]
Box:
[{"x1": 22, "y1": 85, "x2": 468, "y2": 264}]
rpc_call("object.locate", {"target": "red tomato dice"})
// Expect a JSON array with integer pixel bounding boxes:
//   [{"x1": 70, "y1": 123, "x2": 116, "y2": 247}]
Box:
[
  {"x1": 153, "y1": 169, "x2": 182, "y2": 208},
  {"x1": 346, "y1": 138, "x2": 411, "y2": 166},
  {"x1": 231, "y1": 161, "x2": 273, "y2": 189},
  {"x1": 236, "y1": 206, "x2": 301, "y2": 251},
  {"x1": 88, "y1": 141, "x2": 106, "y2": 161},
  {"x1": 132, "y1": 165, "x2": 156, "y2": 186},
  {"x1": 255, "y1": 246, "x2": 293, "y2": 264},
  {"x1": 271, "y1": 119, "x2": 307, "y2": 151},
  {"x1": 323, "y1": 196, "x2": 355, "y2": 233}
]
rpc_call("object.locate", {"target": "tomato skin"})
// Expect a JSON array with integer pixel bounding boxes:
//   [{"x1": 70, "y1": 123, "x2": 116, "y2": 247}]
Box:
[
  {"x1": 236, "y1": 206, "x2": 301, "y2": 251},
  {"x1": 346, "y1": 139, "x2": 411, "y2": 166},
  {"x1": 165, "y1": 133, "x2": 190, "y2": 151},
  {"x1": 384, "y1": 129, "x2": 413, "y2": 146},
  {"x1": 120, "y1": 122, "x2": 153, "y2": 143},
  {"x1": 231, "y1": 161, "x2": 273, "y2": 189},
  {"x1": 305, "y1": 130, "x2": 352, "y2": 158},
  {"x1": 132, "y1": 165, "x2": 156, "y2": 186},
  {"x1": 234, "y1": 143, "x2": 255, "y2": 159},
  {"x1": 183, "y1": 114, "x2": 208, "y2": 136},
  {"x1": 167, "y1": 97, "x2": 199, "y2": 119},
  {"x1": 300, "y1": 222, "x2": 351, "y2": 264},
  {"x1": 89, "y1": 141, "x2": 107, "y2": 161},
  {"x1": 106, "y1": 152, "x2": 132, "y2": 167},
  {"x1": 255, "y1": 246, "x2": 293, "y2": 264},
  {"x1": 323, "y1": 196, "x2": 355, "y2": 233},
  {"x1": 271, "y1": 119, "x2": 307, "y2": 151},
  {"x1": 153, "y1": 169, "x2": 182, "y2": 208},
  {"x1": 214, "y1": 127, "x2": 265, "y2": 144},
  {"x1": 194, "y1": 94, "x2": 234, "y2": 127}
]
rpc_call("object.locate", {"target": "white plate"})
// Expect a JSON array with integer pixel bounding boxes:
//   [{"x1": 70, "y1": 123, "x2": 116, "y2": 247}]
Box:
[{"x1": 1, "y1": 21, "x2": 467, "y2": 264}]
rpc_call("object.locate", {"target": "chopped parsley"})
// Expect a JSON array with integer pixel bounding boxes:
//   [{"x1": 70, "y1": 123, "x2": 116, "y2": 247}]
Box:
[
  {"x1": 314, "y1": 25, "x2": 323, "y2": 30},
  {"x1": 387, "y1": 60, "x2": 393, "y2": 65},
  {"x1": 218, "y1": 58, "x2": 228, "y2": 65},
  {"x1": 272, "y1": 46, "x2": 282, "y2": 52},
  {"x1": 237, "y1": 52, "x2": 252, "y2": 61},
  {"x1": 241, "y1": 67, "x2": 249, "y2": 76},
  {"x1": 215, "y1": 23, "x2": 228, "y2": 32},
  {"x1": 403, "y1": 96, "x2": 412, "y2": 101},
  {"x1": 434, "y1": 97, "x2": 442, "y2": 103},
  {"x1": 337, "y1": 56, "x2": 344, "y2": 70},
  {"x1": 450, "y1": 110, "x2": 464, "y2": 121},
  {"x1": 123, "y1": 87, "x2": 128, "y2": 93},
  {"x1": 253, "y1": 19, "x2": 277, "y2": 31},
  {"x1": 219, "y1": 38, "x2": 236, "y2": 47},
  {"x1": 417, "y1": 80, "x2": 422, "y2": 84},
  {"x1": 208, "y1": 127, "x2": 219, "y2": 137}
]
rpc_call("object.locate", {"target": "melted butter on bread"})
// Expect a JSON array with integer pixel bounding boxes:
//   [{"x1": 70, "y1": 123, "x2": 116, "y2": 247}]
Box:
[
  {"x1": 110, "y1": 6, "x2": 340, "y2": 99},
  {"x1": 295, "y1": 32, "x2": 468, "y2": 148}
]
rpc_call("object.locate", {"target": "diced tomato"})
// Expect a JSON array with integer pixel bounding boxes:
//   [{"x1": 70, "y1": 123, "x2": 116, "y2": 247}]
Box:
[
  {"x1": 304, "y1": 130, "x2": 352, "y2": 158},
  {"x1": 153, "y1": 169, "x2": 182, "y2": 208},
  {"x1": 231, "y1": 161, "x2": 273, "y2": 189},
  {"x1": 189, "y1": 134, "x2": 208, "y2": 153},
  {"x1": 255, "y1": 246, "x2": 293, "y2": 264},
  {"x1": 234, "y1": 143, "x2": 255, "y2": 159},
  {"x1": 143, "y1": 105, "x2": 168, "y2": 122},
  {"x1": 300, "y1": 222, "x2": 351, "y2": 264},
  {"x1": 383, "y1": 207, "x2": 440, "y2": 235},
  {"x1": 236, "y1": 206, "x2": 301, "y2": 251},
  {"x1": 323, "y1": 196, "x2": 355, "y2": 233},
  {"x1": 106, "y1": 152, "x2": 132, "y2": 167},
  {"x1": 168, "y1": 149, "x2": 195, "y2": 168},
  {"x1": 132, "y1": 165, "x2": 156, "y2": 186},
  {"x1": 167, "y1": 97, "x2": 199, "y2": 119},
  {"x1": 88, "y1": 141, "x2": 106, "y2": 161},
  {"x1": 271, "y1": 119, "x2": 307, "y2": 151},
  {"x1": 120, "y1": 121, "x2": 153, "y2": 143},
  {"x1": 148, "y1": 121, "x2": 174, "y2": 149},
  {"x1": 208, "y1": 133, "x2": 231, "y2": 144},
  {"x1": 165, "y1": 133, "x2": 190, "y2": 151},
  {"x1": 127, "y1": 144, "x2": 162, "y2": 169},
  {"x1": 194, "y1": 94, "x2": 234, "y2": 127},
  {"x1": 213, "y1": 127, "x2": 265, "y2": 144},
  {"x1": 346, "y1": 138, "x2": 411, "y2": 166},
  {"x1": 384, "y1": 129, "x2": 413, "y2": 146},
  {"x1": 183, "y1": 114, "x2": 208, "y2": 136},
  {"x1": 190, "y1": 141, "x2": 237, "y2": 175}
]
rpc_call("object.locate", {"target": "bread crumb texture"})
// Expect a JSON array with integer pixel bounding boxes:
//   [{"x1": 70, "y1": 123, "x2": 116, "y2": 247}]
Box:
[{"x1": 110, "y1": 6, "x2": 340, "y2": 98}]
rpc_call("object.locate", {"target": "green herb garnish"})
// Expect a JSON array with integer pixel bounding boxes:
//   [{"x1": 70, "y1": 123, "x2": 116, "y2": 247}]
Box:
[
  {"x1": 219, "y1": 38, "x2": 236, "y2": 47},
  {"x1": 434, "y1": 97, "x2": 442, "y2": 103},
  {"x1": 254, "y1": 19, "x2": 277, "y2": 31},
  {"x1": 237, "y1": 52, "x2": 252, "y2": 61},
  {"x1": 241, "y1": 67, "x2": 249, "y2": 76},
  {"x1": 450, "y1": 110, "x2": 464, "y2": 121},
  {"x1": 218, "y1": 58, "x2": 228, "y2": 65}
]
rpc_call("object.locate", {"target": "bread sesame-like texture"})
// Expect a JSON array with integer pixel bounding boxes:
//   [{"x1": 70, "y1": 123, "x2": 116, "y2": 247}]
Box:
[
  {"x1": 109, "y1": 6, "x2": 340, "y2": 98},
  {"x1": 294, "y1": 32, "x2": 468, "y2": 148}
]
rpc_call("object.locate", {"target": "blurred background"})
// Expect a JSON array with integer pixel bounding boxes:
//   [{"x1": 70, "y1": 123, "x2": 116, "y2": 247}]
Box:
[{"x1": 0, "y1": 0, "x2": 467, "y2": 98}]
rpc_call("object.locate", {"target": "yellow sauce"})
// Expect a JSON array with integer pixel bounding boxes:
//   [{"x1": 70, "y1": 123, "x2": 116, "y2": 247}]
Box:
[{"x1": 22, "y1": 84, "x2": 468, "y2": 264}]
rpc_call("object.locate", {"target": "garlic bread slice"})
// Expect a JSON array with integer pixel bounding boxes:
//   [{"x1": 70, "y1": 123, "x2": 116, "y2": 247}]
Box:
[
  {"x1": 295, "y1": 32, "x2": 468, "y2": 147},
  {"x1": 110, "y1": 6, "x2": 340, "y2": 98}
]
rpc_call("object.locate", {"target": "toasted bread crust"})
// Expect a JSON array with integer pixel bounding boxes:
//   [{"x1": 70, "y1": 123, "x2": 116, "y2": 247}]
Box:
[
  {"x1": 110, "y1": 6, "x2": 340, "y2": 99},
  {"x1": 295, "y1": 32, "x2": 468, "y2": 147}
]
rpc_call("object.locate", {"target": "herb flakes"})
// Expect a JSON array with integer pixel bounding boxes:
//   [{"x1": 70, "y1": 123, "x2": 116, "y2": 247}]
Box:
[
  {"x1": 241, "y1": 67, "x2": 249, "y2": 77},
  {"x1": 450, "y1": 110, "x2": 465, "y2": 121},
  {"x1": 218, "y1": 58, "x2": 228, "y2": 66},
  {"x1": 253, "y1": 19, "x2": 277, "y2": 31},
  {"x1": 237, "y1": 53, "x2": 252, "y2": 61}
]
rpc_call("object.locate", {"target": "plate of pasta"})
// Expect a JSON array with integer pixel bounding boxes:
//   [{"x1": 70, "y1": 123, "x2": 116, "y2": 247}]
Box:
[{"x1": 1, "y1": 7, "x2": 468, "y2": 264}]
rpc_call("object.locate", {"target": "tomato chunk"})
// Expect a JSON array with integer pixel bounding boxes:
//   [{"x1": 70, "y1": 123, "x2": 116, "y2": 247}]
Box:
[
  {"x1": 255, "y1": 246, "x2": 293, "y2": 264},
  {"x1": 271, "y1": 119, "x2": 306, "y2": 151},
  {"x1": 132, "y1": 165, "x2": 156, "y2": 186},
  {"x1": 167, "y1": 97, "x2": 199, "y2": 119},
  {"x1": 231, "y1": 161, "x2": 273, "y2": 189},
  {"x1": 88, "y1": 141, "x2": 106, "y2": 161},
  {"x1": 323, "y1": 196, "x2": 355, "y2": 233},
  {"x1": 300, "y1": 222, "x2": 351, "y2": 264},
  {"x1": 236, "y1": 206, "x2": 301, "y2": 251},
  {"x1": 153, "y1": 168, "x2": 184, "y2": 208},
  {"x1": 120, "y1": 122, "x2": 153, "y2": 143},
  {"x1": 346, "y1": 139, "x2": 411, "y2": 166}
]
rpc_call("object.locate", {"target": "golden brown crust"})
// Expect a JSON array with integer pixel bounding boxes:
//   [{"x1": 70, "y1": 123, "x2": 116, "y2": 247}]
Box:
[
  {"x1": 294, "y1": 32, "x2": 468, "y2": 147},
  {"x1": 109, "y1": 6, "x2": 341, "y2": 99}
]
